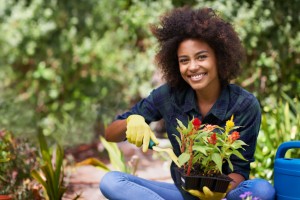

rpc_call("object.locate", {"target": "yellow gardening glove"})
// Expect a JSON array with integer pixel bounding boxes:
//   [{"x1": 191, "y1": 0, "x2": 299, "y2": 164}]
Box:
[
  {"x1": 187, "y1": 185, "x2": 231, "y2": 200},
  {"x1": 126, "y1": 115, "x2": 159, "y2": 152}
]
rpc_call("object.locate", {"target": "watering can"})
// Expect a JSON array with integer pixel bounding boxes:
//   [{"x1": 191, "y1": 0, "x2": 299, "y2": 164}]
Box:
[{"x1": 274, "y1": 141, "x2": 300, "y2": 200}]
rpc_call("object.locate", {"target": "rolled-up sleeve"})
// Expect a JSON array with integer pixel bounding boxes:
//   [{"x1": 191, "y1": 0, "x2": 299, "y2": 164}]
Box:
[{"x1": 116, "y1": 86, "x2": 165, "y2": 123}]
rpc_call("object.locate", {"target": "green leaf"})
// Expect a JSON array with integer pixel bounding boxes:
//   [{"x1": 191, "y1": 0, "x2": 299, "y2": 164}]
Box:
[
  {"x1": 100, "y1": 136, "x2": 127, "y2": 172},
  {"x1": 192, "y1": 146, "x2": 208, "y2": 156},
  {"x1": 37, "y1": 132, "x2": 52, "y2": 164},
  {"x1": 195, "y1": 131, "x2": 209, "y2": 140},
  {"x1": 178, "y1": 152, "x2": 190, "y2": 166},
  {"x1": 0, "y1": 158, "x2": 10, "y2": 162},
  {"x1": 31, "y1": 169, "x2": 48, "y2": 189},
  {"x1": 32, "y1": 133, "x2": 67, "y2": 199},
  {"x1": 192, "y1": 153, "x2": 201, "y2": 163},
  {"x1": 231, "y1": 140, "x2": 247, "y2": 149},
  {"x1": 176, "y1": 119, "x2": 187, "y2": 131},
  {"x1": 232, "y1": 149, "x2": 248, "y2": 161},
  {"x1": 226, "y1": 158, "x2": 234, "y2": 171},
  {"x1": 211, "y1": 153, "x2": 223, "y2": 173},
  {"x1": 41, "y1": 164, "x2": 56, "y2": 199},
  {"x1": 284, "y1": 102, "x2": 291, "y2": 133},
  {"x1": 54, "y1": 144, "x2": 64, "y2": 189},
  {"x1": 173, "y1": 134, "x2": 182, "y2": 147},
  {"x1": 77, "y1": 158, "x2": 110, "y2": 171}
]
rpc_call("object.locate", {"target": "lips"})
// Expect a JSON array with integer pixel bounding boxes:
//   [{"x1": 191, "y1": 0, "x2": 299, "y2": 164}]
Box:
[{"x1": 189, "y1": 73, "x2": 207, "y2": 81}]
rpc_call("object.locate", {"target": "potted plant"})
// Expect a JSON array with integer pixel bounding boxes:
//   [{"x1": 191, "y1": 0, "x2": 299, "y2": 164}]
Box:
[{"x1": 174, "y1": 115, "x2": 247, "y2": 192}]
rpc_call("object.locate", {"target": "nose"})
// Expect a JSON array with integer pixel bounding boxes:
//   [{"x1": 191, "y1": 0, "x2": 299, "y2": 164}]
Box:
[{"x1": 188, "y1": 60, "x2": 199, "y2": 71}]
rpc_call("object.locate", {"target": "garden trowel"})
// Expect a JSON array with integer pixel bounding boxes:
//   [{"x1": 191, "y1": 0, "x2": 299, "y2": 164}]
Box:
[{"x1": 148, "y1": 139, "x2": 180, "y2": 167}]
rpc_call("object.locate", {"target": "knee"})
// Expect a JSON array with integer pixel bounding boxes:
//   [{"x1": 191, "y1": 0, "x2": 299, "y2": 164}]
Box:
[
  {"x1": 99, "y1": 171, "x2": 124, "y2": 194},
  {"x1": 250, "y1": 178, "x2": 275, "y2": 200}
]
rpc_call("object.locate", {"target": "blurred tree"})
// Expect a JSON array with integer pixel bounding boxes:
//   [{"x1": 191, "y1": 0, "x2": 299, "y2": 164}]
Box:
[
  {"x1": 0, "y1": 0, "x2": 172, "y2": 145},
  {"x1": 194, "y1": 0, "x2": 300, "y2": 104},
  {"x1": 0, "y1": 0, "x2": 299, "y2": 147}
]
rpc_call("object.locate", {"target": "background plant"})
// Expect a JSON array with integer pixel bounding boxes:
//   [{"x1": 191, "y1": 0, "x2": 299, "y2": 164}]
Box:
[
  {"x1": 0, "y1": 0, "x2": 172, "y2": 146},
  {"x1": 77, "y1": 136, "x2": 139, "y2": 175},
  {"x1": 0, "y1": 130, "x2": 38, "y2": 199},
  {"x1": 0, "y1": 0, "x2": 298, "y2": 185},
  {"x1": 251, "y1": 94, "x2": 300, "y2": 183},
  {"x1": 0, "y1": 0, "x2": 299, "y2": 147},
  {"x1": 31, "y1": 133, "x2": 67, "y2": 200}
]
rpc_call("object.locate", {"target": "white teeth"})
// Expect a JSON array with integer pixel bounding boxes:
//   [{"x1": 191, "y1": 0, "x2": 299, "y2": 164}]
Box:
[{"x1": 190, "y1": 73, "x2": 206, "y2": 81}]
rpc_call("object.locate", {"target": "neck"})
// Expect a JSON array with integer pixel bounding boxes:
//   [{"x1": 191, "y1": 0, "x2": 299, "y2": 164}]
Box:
[
  {"x1": 195, "y1": 83, "x2": 222, "y2": 117},
  {"x1": 196, "y1": 83, "x2": 221, "y2": 104}
]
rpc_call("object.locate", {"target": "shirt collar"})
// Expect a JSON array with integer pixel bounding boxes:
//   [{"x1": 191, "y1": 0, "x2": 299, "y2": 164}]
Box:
[
  {"x1": 209, "y1": 86, "x2": 230, "y2": 121},
  {"x1": 183, "y1": 87, "x2": 197, "y2": 113},
  {"x1": 183, "y1": 86, "x2": 230, "y2": 121}
]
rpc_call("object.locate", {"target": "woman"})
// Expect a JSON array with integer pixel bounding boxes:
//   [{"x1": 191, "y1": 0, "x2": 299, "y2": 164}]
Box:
[{"x1": 100, "y1": 7, "x2": 275, "y2": 200}]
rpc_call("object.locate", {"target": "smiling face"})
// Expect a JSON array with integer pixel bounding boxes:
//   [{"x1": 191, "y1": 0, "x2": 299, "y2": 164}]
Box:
[{"x1": 177, "y1": 39, "x2": 220, "y2": 94}]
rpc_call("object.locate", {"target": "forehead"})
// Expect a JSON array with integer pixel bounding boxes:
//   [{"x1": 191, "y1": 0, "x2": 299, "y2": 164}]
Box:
[{"x1": 177, "y1": 39, "x2": 213, "y2": 55}]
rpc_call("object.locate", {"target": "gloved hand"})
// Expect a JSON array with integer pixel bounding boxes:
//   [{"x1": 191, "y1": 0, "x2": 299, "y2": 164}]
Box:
[
  {"x1": 126, "y1": 115, "x2": 159, "y2": 152},
  {"x1": 187, "y1": 185, "x2": 231, "y2": 200}
]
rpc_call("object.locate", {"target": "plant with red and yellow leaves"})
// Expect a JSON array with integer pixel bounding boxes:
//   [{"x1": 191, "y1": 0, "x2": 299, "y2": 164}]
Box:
[{"x1": 174, "y1": 115, "x2": 247, "y2": 176}]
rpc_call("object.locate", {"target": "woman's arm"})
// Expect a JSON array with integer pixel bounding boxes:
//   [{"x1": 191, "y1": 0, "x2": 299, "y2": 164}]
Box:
[
  {"x1": 104, "y1": 119, "x2": 127, "y2": 142},
  {"x1": 228, "y1": 173, "x2": 245, "y2": 190}
]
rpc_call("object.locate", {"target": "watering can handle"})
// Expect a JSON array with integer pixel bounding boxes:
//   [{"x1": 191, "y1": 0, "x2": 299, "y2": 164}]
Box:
[{"x1": 275, "y1": 141, "x2": 300, "y2": 159}]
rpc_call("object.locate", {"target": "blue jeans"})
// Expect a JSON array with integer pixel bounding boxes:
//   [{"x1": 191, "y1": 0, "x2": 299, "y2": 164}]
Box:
[{"x1": 99, "y1": 171, "x2": 275, "y2": 200}]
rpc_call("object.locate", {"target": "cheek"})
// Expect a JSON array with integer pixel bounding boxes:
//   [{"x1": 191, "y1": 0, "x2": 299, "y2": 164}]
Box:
[
  {"x1": 179, "y1": 65, "x2": 186, "y2": 74},
  {"x1": 212, "y1": 65, "x2": 219, "y2": 77}
]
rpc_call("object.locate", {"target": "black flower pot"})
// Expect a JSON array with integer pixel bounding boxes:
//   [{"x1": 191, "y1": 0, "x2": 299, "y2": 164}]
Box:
[{"x1": 175, "y1": 167, "x2": 232, "y2": 193}]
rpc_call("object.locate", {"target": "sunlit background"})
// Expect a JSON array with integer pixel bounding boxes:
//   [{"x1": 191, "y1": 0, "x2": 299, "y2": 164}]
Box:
[{"x1": 0, "y1": 0, "x2": 299, "y2": 198}]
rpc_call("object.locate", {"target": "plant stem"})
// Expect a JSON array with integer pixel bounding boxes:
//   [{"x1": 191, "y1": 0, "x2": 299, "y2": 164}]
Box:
[
  {"x1": 180, "y1": 132, "x2": 185, "y2": 153},
  {"x1": 187, "y1": 137, "x2": 194, "y2": 176}
]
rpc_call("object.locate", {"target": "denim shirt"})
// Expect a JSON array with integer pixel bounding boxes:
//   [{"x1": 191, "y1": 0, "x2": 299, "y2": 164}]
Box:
[{"x1": 117, "y1": 83, "x2": 261, "y2": 197}]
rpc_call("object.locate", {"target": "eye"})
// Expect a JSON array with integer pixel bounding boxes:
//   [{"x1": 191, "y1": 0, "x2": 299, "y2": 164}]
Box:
[
  {"x1": 197, "y1": 54, "x2": 208, "y2": 60},
  {"x1": 179, "y1": 58, "x2": 189, "y2": 64}
]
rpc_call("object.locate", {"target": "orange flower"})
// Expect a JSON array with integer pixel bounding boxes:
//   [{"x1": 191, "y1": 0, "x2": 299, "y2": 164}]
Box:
[
  {"x1": 208, "y1": 133, "x2": 217, "y2": 145},
  {"x1": 203, "y1": 124, "x2": 217, "y2": 131},
  {"x1": 228, "y1": 131, "x2": 240, "y2": 143}
]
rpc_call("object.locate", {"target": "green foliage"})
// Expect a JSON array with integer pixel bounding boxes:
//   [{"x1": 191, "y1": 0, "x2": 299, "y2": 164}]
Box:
[
  {"x1": 0, "y1": 0, "x2": 172, "y2": 145},
  {"x1": 77, "y1": 136, "x2": 139, "y2": 175},
  {"x1": 0, "y1": 130, "x2": 38, "y2": 198},
  {"x1": 99, "y1": 136, "x2": 129, "y2": 173},
  {"x1": 0, "y1": 0, "x2": 299, "y2": 184},
  {"x1": 31, "y1": 133, "x2": 66, "y2": 200},
  {"x1": 175, "y1": 117, "x2": 247, "y2": 176},
  {"x1": 193, "y1": 0, "x2": 300, "y2": 103},
  {"x1": 0, "y1": 0, "x2": 299, "y2": 148},
  {"x1": 251, "y1": 94, "x2": 300, "y2": 182}
]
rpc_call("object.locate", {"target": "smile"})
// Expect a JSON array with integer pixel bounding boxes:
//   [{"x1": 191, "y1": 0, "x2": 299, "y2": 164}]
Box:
[{"x1": 189, "y1": 73, "x2": 207, "y2": 81}]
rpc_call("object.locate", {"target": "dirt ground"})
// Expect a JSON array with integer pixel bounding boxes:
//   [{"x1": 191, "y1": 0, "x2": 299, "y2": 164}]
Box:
[{"x1": 63, "y1": 140, "x2": 173, "y2": 200}]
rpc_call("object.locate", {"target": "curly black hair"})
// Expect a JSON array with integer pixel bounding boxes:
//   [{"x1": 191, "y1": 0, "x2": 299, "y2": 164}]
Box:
[{"x1": 151, "y1": 7, "x2": 245, "y2": 88}]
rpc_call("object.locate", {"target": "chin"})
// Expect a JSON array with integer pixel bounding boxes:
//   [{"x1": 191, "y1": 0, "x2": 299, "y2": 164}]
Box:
[{"x1": 190, "y1": 84, "x2": 205, "y2": 91}]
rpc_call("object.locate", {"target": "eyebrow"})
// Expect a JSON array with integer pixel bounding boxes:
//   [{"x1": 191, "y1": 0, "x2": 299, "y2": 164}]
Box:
[
  {"x1": 178, "y1": 50, "x2": 209, "y2": 58},
  {"x1": 195, "y1": 50, "x2": 209, "y2": 56}
]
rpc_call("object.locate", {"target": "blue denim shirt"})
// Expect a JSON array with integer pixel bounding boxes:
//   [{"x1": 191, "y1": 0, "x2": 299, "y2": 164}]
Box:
[{"x1": 117, "y1": 83, "x2": 261, "y2": 197}]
